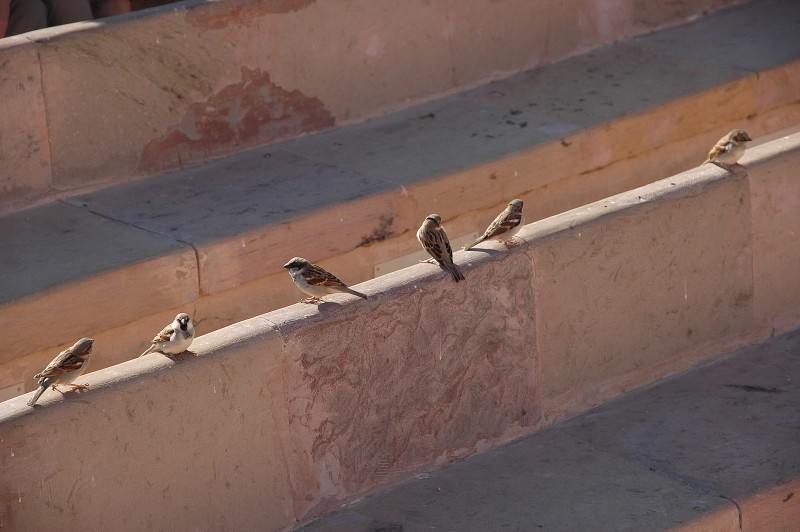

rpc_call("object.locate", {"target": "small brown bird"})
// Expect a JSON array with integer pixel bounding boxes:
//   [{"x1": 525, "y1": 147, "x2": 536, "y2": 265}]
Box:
[
  {"x1": 464, "y1": 199, "x2": 525, "y2": 250},
  {"x1": 705, "y1": 129, "x2": 752, "y2": 168},
  {"x1": 139, "y1": 313, "x2": 195, "y2": 357},
  {"x1": 284, "y1": 257, "x2": 368, "y2": 303},
  {"x1": 27, "y1": 338, "x2": 94, "y2": 407},
  {"x1": 417, "y1": 214, "x2": 465, "y2": 282}
]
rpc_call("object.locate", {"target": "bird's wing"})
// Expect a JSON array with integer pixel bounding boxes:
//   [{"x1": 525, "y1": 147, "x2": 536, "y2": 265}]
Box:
[
  {"x1": 420, "y1": 226, "x2": 446, "y2": 263},
  {"x1": 484, "y1": 210, "x2": 523, "y2": 238},
  {"x1": 152, "y1": 323, "x2": 177, "y2": 344},
  {"x1": 707, "y1": 133, "x2": 735, "y2": 160},
  {"x1": 305, "y1": 264, "x2": 349, "y2": 289},
  {"x1": 438, "y1": 226, "x2": 455, "y2": 263},
  {"x1": 37, "y1": 348, "x2": 86, "y2": 378}
]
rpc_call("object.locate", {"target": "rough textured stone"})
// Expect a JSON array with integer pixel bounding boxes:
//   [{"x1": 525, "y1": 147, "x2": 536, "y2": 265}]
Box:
[
  {"x1": 270, "y1": 253, "x2": 539, "y2": 519},
  {"x1": 303, "y1": 329, "x2": 800, "y2": 531}
]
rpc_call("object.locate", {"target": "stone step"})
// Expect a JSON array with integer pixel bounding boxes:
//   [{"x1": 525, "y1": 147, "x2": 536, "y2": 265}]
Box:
[
  {"x1": 300, "y1": 328, "x2": 800, "y2": 531},
  {"x1": 1, "y1": 0, "x2": 747, "y2": 211},
  {"x1": 1, "y1": 129, "x2": 798, "y2": 529},
  {"x1": 2, "y1": 0, "x2": 800, "y2": 399}
]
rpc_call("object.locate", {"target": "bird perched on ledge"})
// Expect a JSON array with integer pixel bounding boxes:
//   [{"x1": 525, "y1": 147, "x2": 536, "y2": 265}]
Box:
[
  {"x1": 139, "y1": 313, "x2": 195, "y2": 357},
  {"x1": 417, "y1": 214, "x2": 465, "y2": 282},
  {"x1": 705, "y1": 129, "x2": 752, "y2": 168},
  {"x1": 464, "y1": 199, "x2": 525, "y2": 250},
  {"x1": 28, "y1": 337, "x2": 94, "y2": 407},
  {"x1": 284, "y1": 257, "x2": 368, "y2": 303}
]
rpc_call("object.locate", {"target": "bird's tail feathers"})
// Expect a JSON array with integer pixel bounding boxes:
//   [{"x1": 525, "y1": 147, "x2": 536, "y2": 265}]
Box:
[
  {"x1": 446, "y1": 262, "x2": 466, "y2": 282},
  {"x1": 27, "y1": 385, "x2": 47, "y2": 407},
  {"x1": 345, "y1": 287, "x2": 368, "y2": 299},
  {"x1": 463, "y1": 236, "x2": 485, "y2": 251},
  {"x1": 139, "y1": 345, "x2": 155, "y2": 358}
]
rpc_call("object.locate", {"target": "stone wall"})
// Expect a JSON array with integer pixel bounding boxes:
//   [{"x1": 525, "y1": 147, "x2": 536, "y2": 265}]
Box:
[
  {"x1": 0, "y1": 0, "x2": 744, "y2": 211},
  {"x1": 1, "y1": 132, "x2": 798, "y2": 529}
]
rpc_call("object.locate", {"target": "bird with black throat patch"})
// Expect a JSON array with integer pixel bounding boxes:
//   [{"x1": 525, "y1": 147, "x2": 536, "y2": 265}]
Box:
[
  {"x1": 464, "y1": 199, "x2": 525, "y2": 250},
  {"x1": 417, "y1": 213, "x2": 465, "y2": 282},
  {"x1": 28, "y1": 337, "x2": 94, "y2": 407},
  {"x1": 284, "y1": 257, "x2": 368, "y2": 304},
  {"x1": 139, "y1": 313, "x2": 195, "y2": 357}
]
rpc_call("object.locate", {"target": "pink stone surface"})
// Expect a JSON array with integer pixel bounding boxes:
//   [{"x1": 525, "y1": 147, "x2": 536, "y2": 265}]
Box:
[
  {"x1": 0, "y1": 320, "x2": 296, "y2": 531},
  {"x1": 1, "y1": 137, "x2": 800, "y2": 528},
  {"x1": 0, "y1": 37, "x2": 51, "y2": 210},
  {"x1": 0, "y1": 0, "x2": 751, "y2": 207},
  {"x1": 746, "y1": 131, "x2": 800, "y2": 326},
  {"x1": 140, "y1": 67, "x2": 336, "y2": 172},
  {"x1": 528, "y1": 166, "x2": 755, "y2": 422},
  {"x1": 271, "y1": 255, "x2": 538, "y2": 518}
]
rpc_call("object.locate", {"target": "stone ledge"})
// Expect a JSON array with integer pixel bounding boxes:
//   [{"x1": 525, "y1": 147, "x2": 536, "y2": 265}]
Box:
[
  {"x1": 2, "y1": 0, "x2": 800, "y2": 397},
  {"x1": 2, "y1": 133, "x2": 799, "y2": 528}
]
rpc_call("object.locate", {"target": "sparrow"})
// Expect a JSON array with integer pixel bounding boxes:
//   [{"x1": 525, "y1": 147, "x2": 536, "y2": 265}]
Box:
[
  {"x1": 27, "y1": 337, "x2": 94, "y2": 407},
  {"x1": 417, "y1": 214, "x2": 465, "y2": 282},
  {"x1": 139, "y1": 313, "x2": 195, "y2": 357},
  {"x1": 283, "y1": 257, "x2": 368, "y2": 303},
  {"x1": 464, "y1": 199, "x2": 525, "y2": 250},
  {"x1": 705, "y1": 129, "x2": 752, "y2": 168}
]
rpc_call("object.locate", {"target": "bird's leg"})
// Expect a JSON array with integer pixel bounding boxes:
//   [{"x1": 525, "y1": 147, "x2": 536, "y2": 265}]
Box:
[
  {"x1": 52, "y1": 385, "x2": 66, "y2": 395},
  {"x1": 69, "y1": 383, "x2": 89, "y2": 391},
  {"x1": 300, "y1": 297, "x2": 323, "y2": 304},
  {"x1": 503, "y1": 237, "x2": 523, "y2": 248},
  {"x1": 419, "y1": 258, "x2": 437, "y2": 264}
]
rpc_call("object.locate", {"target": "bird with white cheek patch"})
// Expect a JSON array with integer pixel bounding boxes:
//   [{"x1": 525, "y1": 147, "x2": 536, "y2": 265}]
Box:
[{"x1": 139, "y1": 313, "x2": 195, "y2": 357}]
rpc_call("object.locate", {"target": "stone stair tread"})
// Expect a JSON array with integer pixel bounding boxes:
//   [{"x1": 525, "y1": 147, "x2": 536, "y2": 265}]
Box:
[
  {"x1": 67, "y1": 149, "x2": 392, "y2": 246},
  {"x1": 0, "y1": 201, "x2": 191, "y2": 305},
  {"x1": 302, "y1": 328, "x2": 800, "y2": 530}
]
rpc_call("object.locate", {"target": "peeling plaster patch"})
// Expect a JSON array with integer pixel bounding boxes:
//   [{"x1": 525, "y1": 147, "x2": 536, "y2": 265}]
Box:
[
  {"x1": 184, "y1": 0, "x2": 316, "y2": 30},
  {"x1": 140, "y1": 68, "x2": 335, "y2": 171}
]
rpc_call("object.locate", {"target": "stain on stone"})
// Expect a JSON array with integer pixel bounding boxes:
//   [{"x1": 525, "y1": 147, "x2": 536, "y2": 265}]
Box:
[
  {"x1": 140, "y1": 67, "x2": 334, "y2": 171},
  {"x1": 359, "y1": 215, "x2": 394, "y2": 246},
  {"x1": 733, "y1": 291, "x2": 752, "y2": 307},
  {"x1": 723, "y1": 384, "x2": 784, "y2": 393},
  {"x1": 185, "y1": 0, "x2": 316, "y2": 30}
]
